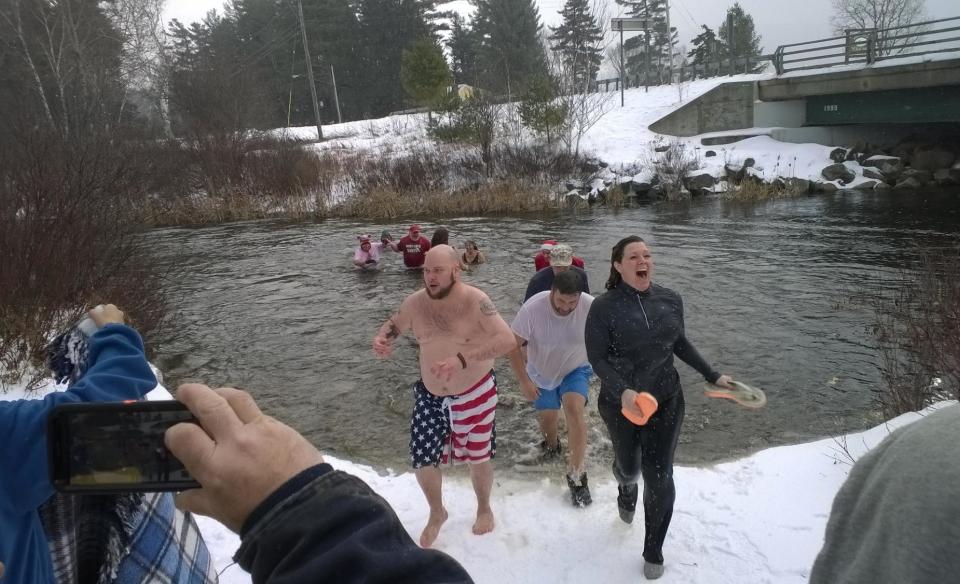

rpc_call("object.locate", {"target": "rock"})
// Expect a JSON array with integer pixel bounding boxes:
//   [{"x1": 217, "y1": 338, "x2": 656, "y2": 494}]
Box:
[
  {"x1": 830, "y1": 148, "x2": 848, "y2": 163},
  {"x1": 873, "y1": 181, "x2": 891, "y2": 191},
  {"x1": 900, "y1": 168, "x2": 933, "y2": 185},
  {"x1": 725, "y1": 164, "x2": 746, "y2": 185},
  {"x1": 862, "y1": 155, "x2": 904, "y2": 178},
  {"x1": 684, "y1": 172, "x2": 717, "y2": 192},
  {"x1": 565, "y1": 179, "x2": 584, "y2": 191},
  {"x1": 589, "y1": 178, "x2": 607, "y2": 193},
  {"x1": 822, "y1": 163, "x2": 856, "y2": 184},
  {"x1": 743, "y1": 157, "x2": 756, "y2": 169},
  {"x1": 852, "y1": 179, "x2": 881, "y2": 191},
  {"x1": 934, "y1": 168, "x2": 960, "y2": 186},
  {"x1": 893, "y1": 177, "x2": 923, "y2": 191},
  {"x1": 654, "y1": 144, "x2": 671, "y2": 153},
  {"x1": 647, "y1": 184, "x2": 665, "y2": 199},
  {"x1": 912, "y1": 146, "x2": 956, "y2": 171},
  {"x1": 705, "y1": 150, "x2": 717, "y2": 157},
  {"x1": 891, "y1": 141, "x2": 918, "y2": 165},
  {"x1": 598, "y1": 160, "x2": 609, "y2": 168},
  {"x1": 633, "y1": 182, "x2": 652, "y2": 195},
  {"x1": 816, "y1": 181, "x2": 840, "y2": 193},
  {"x1": 862, "y1": 166, "x2": 886, "y2": 182}
]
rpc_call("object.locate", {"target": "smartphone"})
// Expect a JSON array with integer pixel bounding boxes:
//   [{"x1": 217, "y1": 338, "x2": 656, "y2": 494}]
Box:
[{"x1": 48, "y1": 401, "x2": 201, "y2": 493}]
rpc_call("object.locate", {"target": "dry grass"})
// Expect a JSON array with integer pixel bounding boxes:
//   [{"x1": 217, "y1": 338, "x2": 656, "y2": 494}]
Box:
[
  {"x1": 723, "y1": 177, "x2": 807, "y2": 202},
  {"x1": 334, "y1": 181, "x2": 553, "y2": 219}
]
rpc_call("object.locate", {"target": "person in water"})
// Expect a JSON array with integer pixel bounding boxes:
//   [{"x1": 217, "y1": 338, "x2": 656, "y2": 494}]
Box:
[
  {"x1": 372, "y1": 245, "x2": 516, "y2": 548},
  {"x1": 584, "y1": 235, "x2": 733, "y2": 581},
  {"x1": 461, "y1": 240, "x2": 486, "y2": 266},
  {"x1": 353, "y1": 234, "x2": 383, "y2": 270},
  {"x1": 397, "y1": 225, "x2": 432, "y2": 269},
  {"x1": 431, "y1": 226, "x2": 450, "y2": 248}
]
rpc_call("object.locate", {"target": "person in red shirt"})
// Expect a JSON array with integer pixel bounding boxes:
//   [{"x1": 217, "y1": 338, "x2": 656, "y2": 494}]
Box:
[
  {"x1": 396, "y1": 224, "x2": 432, "y2": 268},
  {"x1": 534, "y1": 240, "x2": 585, "y2": 271}
]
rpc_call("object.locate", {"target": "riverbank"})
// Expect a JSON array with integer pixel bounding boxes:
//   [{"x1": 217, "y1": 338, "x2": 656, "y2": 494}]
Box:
[{"x1": 3, "y1": 373, "x2": 954, "y2": 583}]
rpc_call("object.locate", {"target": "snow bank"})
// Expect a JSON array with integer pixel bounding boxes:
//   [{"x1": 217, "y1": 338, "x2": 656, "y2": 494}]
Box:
[{"x1": 5, "y1": 374, "x2": 952, "y2": 584}]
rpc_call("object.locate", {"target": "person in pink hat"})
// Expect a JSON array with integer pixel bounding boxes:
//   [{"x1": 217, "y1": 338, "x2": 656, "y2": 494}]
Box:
[
  {"x1": 353, "y1": 234, "x2": 383, "y2": 270},
  {"x1": 397, "y1": 224, "x2": 432, "y2": 268}
]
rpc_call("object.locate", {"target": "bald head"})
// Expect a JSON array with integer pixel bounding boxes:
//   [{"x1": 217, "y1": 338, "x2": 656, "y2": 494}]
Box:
[
  {"x1": 423, "y1": 245, "x2": 460, "y2": 299},
  {"x1": 425, "y1": 244, "x2": 459, "y2": 268}
]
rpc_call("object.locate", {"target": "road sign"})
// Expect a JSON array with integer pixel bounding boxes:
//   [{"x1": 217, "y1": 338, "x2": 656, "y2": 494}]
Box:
[{"x1": 611, "y1": 18, "x2": 650, "y2": 31}]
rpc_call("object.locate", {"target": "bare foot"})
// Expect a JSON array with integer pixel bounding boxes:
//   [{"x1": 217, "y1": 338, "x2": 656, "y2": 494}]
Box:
[
  {"x1": 420, "y1": 508, "x2": 449, "y2": 548},
  {"x1": 472, "y1": 508, "x2": 495, "y2": 536}
]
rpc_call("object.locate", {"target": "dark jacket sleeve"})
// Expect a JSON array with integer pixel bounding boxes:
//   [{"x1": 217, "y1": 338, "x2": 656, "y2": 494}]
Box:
[
  {"x1": 580, "y1": 269, "x2": 590, "y2": 295},
  {"x1": 0, "y1": 324, "x2": 156, "y2": 512},
  {"x1": 235, "y1": 466, "x2": 474, "y2": 584},
  {"x1": 672, "y1": 297, "x2": 720, "y2": 383},
  {"x1": 585, "y1": 297, "x2": 630, "y2": 401}
]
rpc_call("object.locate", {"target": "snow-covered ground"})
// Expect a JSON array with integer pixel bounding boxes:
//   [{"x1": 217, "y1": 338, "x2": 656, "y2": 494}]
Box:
[
  {"x1": 273, "y1": 71, "x2": 899, "y2": 195},
  {"x1": 4, "y1": 374, "x2": 955, "y2": 584}
]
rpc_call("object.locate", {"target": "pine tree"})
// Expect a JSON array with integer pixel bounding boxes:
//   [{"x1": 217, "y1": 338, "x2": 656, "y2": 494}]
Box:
[
  {"x1": 401, "y1": 38, "x2": 452, "y2": 119},
  {"x1": 687, "y1": 24, "x2": 721, "y2": 74},
  {"x1": 448, "y1": 14, "x2": 478, "y2": 86},
  {"x1": 548, "y1": 0, "x2": 603, "y2": 89},
  {"x1": 471, "y1": 0, "x2": 547, "y2": 96},
  {"x1": 357, "y1": 0, "x2": 443, "y2": 117},
  {"x1": 615, "y1": 0, "x2": 674, "y2": 82},
  {"x1": 718, "y1": 3, "x2": 762, "y2": 64}
]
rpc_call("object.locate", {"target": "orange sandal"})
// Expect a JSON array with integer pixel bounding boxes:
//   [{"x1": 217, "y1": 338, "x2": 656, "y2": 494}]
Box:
[
  {"x1": 622, "y1": 392, "x2": 659, "y2": 425},
  {"x1": 703, "y1": 380, "x2": 767, "y2": 409}
]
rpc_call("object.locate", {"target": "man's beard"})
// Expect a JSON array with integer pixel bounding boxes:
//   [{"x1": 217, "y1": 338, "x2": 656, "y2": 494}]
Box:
[{"x1": 426, "y1": 278, "x2": 456, "y2": 300}]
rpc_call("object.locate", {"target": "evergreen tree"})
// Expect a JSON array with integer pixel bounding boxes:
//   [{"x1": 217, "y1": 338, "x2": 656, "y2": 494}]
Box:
[
  {"x1": 401, "y1": 38, "x2": 452, "y2": 119},
  {"x1": 548, "y1": 0, "x2": 603, "y2": 89},
  {"x1": 718, "y1": 3, "x2": 762, "y2": 62},
  {"x1": 448, "y1": 14, "x2": 478, "y2": 85},
  {"x1": 687, "y1": 24, "x2": 721, "y2": 72},
  {"x1": 357, "y1": 0, "x2": 443, "y2": 117},
  {"x1": 615, "y1": 0, "x2": 674, "y2": 82},
  {"x1": 472, "y1": 0, "x2": 547, "y2": 96},
  {"x1": 517, "y1": 74, "x2": 566, "y2": 144}
]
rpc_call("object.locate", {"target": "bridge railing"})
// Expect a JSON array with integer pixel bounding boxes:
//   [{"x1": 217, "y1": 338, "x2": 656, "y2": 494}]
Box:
[{"x1": 773, "y1": 15, "x2": 960, "y2": 74}]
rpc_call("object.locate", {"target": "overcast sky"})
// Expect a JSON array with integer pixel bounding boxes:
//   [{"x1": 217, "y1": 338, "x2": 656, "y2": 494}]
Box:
[{"x1": 165, "y1": 0, "x2": 958, "y2": 54}]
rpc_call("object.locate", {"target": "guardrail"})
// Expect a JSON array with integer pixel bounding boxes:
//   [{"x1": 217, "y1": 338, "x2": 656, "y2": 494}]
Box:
[
  {"x1": 593, "y1": 53, "x2": 772, "y2": 93},
  {"x1": 772, "y1": 15, "x2": 960, "y2": 74}
]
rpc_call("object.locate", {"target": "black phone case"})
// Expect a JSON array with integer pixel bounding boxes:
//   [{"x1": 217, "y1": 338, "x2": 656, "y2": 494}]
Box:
[{"x1": 48, "y1": 400, "x2": 201, "y2": 493}]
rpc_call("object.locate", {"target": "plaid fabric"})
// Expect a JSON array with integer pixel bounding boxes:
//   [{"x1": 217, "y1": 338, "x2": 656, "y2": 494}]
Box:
[
  {"x1": 43, "y1": 491, "x2": 217, "y2": 584},
  {"x1": 112, "y1": 492, "x2": 217, "y2": 584}
]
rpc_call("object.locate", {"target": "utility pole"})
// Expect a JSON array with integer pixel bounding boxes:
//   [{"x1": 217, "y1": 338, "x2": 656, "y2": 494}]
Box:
[
  {"x1": 330, "y1": 64, "x2": 342, "y2": 124},
  {"x1": 296, "y1": 0, "x2": 323, "y2": 140}
]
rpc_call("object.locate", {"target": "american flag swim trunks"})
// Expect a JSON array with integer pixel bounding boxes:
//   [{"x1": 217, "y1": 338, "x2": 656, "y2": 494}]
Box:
[{"x1": 410, "y1": 370, "x2": 498, "y2": 468}]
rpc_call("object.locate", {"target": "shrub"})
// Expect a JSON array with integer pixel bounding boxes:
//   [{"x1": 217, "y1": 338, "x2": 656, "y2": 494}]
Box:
[{"x1": 0, "y1": 128, "x2": 169, "y2": 389}]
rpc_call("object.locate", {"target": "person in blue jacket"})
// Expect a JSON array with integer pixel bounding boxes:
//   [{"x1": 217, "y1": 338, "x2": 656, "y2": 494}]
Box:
[{"x1": 0, "y1": 305, "x2": 157, "y2": 584}]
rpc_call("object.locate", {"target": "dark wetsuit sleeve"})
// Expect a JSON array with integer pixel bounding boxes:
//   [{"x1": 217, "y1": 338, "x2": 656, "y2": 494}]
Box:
[
  {"x1": 235, "y1": 467, "x2": 474, "y2": 584},
  {"x1": 585, "y1": 298, "x2": 630, "y2": 401},
  {"x1": 581, "y1": 270, "x2": 590, "y2": 295},
  {"x1": 672, "y1": 297, "x2": 720, "y2": 383}
]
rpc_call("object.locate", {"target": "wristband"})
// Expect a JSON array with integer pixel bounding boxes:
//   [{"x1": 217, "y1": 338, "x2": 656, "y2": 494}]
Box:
[{"x1": 456, "y1": 352, "x2": 467, "y2": 369}]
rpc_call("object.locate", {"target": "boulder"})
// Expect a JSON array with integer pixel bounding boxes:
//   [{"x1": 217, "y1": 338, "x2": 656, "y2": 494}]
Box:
[
  {"x1": 684, "y1": 172, "x2": 717, "y2": 193},
  {"x1": 862, "y1": 166, "x2": 886, "y2": 182},
  {"x1": 816, "y1": 181, "x2": 840, "y2": 193},
  {"x1": 829, "y1": 148, "x2": 848, "y2": 163},
  {"x1": 725, "y1": 164, "x2": 746, "y2": 185},
  {"x1": 565, "y1": 191, "x2": 587, "y2": 206},
  {"x1": 633, "y1": 182, "x2": 652, "y2": 195},
  {"x1": 822, "y1": 163, "x2": 856, "y2": 184},
  {"x1": 893, "y1": 177, "x2": 923, "y2": 191},
  {"x1": 565, "y1": 179, "x2": 584, "y2": 191},
  {"x1": 912, "y1": 146, "x2": 956, "y2": 171},
  {"x1": 862, "y1": 155, "x2": 903, "y2": 178},
  {"x1": 873, "y1": 181, "x2": 891, "y2": 191},
  {"x1": 705, "y1": 150, "x2": 717, "y2": 157},
  {"x1": 891, "y1": 141, "x2": 918, "y2": 165},
  {"x1": 743, "y1": 157, "x2": 756, "y2": 169},
  {"x1": 900, "y1": 168, "x2": 933, "y2": 185},
  {"x1": 852, "y1": 179, "x2": 881, "y2": 191},
  {"x1": 654, "y1": 144, "x2": 671, "y2": 153},
  {"x1": 934, "y1": 168, "x2": 960, "y2": 186}
]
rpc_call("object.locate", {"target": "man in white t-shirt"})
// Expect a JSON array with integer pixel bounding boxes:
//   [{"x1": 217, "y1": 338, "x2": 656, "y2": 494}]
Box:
[{"x1": 508, "y1": 269, "x2": 594, "y2": 507}]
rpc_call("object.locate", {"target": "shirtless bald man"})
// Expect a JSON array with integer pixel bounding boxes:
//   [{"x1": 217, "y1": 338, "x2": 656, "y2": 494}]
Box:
[{"x1": 373, "y1": 245, "x2": 516, "y2": 548}]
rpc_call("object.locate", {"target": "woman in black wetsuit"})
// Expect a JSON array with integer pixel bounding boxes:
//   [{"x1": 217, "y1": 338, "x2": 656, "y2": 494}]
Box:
[{"x1": 585, "y1": 235, "x2": 733, "y2": 580}]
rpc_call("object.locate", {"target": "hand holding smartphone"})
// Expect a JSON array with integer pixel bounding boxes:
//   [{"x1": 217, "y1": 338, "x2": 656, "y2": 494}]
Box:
[{"x1": 48, "y1": 401, "x2": 200, "y2": 493}]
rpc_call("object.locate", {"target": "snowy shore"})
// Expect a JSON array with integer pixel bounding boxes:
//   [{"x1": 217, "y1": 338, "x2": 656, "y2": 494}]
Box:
[{"x1": 4, "y1": 375, "x2": 954, "y2": 584}]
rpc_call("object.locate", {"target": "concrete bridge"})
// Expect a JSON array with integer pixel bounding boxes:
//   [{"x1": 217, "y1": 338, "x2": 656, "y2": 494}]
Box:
[{"x1": 650, "y1": 16, "x2": 960, "y2": 145}]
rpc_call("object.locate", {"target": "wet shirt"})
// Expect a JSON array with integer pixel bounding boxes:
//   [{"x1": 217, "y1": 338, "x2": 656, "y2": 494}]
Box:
[
  {"x1": 397, "y1": 236, "x2": 431, "y2": 268},
  {"x1": 354, "y1": 243, "x2": 383, "y2": 265},
  {"x1": 585, "y1": 281, "x2": 719, "y2": 405},
  {"x1": 512, "y1": 291, "x2": 594, "y2": 390}
]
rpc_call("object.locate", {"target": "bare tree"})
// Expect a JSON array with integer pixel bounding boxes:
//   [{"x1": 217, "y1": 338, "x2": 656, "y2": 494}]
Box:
[
  {"x1": 831, "y1": 0, "x2": 928, "y2": 55},
  {"x1": 546, "y1": 0, "x2": 614, "y2": 156},
  {"x1": 604, "y1": 45, "x2": 625, "y2": 84}
]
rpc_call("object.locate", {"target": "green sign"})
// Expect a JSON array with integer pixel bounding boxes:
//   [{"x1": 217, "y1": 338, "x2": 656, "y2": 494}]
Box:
[{"x1": 806, "y1": 86, "x2": 960, "y2": 125}]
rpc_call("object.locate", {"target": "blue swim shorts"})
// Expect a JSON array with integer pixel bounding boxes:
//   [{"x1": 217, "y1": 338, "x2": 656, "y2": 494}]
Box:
[{"x1": 533, "y1": 364, "x2": 592, "y2": 411}]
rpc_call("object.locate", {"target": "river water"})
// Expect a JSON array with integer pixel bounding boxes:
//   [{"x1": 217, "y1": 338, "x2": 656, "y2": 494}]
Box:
[{"x1": 147, "y1": 190, "x2": 960, "y2": 471}]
